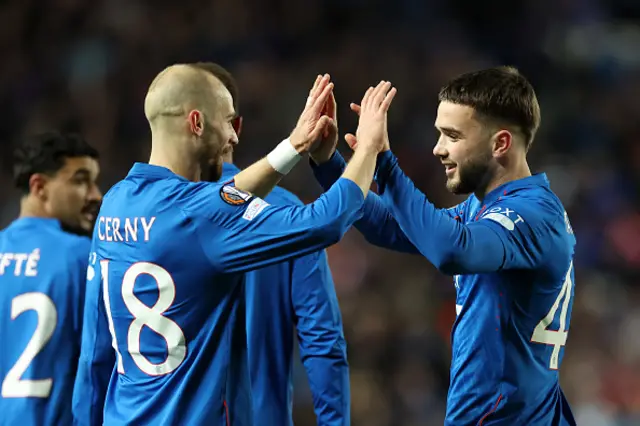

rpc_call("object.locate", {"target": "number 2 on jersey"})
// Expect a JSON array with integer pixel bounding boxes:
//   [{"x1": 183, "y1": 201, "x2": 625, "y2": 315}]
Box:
[
  {"x1": 531, "y1": 262, "x2": 574, "y2": 370},
  {"x1": 101, "y1": 260, "x2": 187, "y2": 376},
  {"x1": 2, "y1": 293, "x2": 57, "y2": 398}
]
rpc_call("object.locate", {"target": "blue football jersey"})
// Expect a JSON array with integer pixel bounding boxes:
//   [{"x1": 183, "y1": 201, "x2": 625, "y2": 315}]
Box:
[
  {"x1": 0, "y1": 218, "x2": 90, "y2": 426},
  {"x1": 313, "y1": 151, "x2": 577, "y2": 426},
  {"x1": 72, "y1": 163, "x2": 363, "y2": 426},
  {"x1": 221, "y1": 163, "x2": 350, "y2": 426}
]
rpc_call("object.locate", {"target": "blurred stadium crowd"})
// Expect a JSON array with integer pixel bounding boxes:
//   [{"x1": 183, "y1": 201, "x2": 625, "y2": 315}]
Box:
[{"x1": 1, "y1": 0, "x2": 640, "y2": 425}]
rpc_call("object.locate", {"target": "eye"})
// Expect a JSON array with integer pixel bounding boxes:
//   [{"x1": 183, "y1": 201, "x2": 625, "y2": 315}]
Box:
[
  {"x1": 72, "y1": 175, "x2": 91, "y2": 186},
  {"x1": 444, "y1": 132, "x2": 461, "y2": 142}
]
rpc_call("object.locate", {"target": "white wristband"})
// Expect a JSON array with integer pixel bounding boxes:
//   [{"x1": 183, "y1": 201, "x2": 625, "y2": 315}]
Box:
[{"x1": 267, "y1": 138, "x2": 302, "y2": 175}]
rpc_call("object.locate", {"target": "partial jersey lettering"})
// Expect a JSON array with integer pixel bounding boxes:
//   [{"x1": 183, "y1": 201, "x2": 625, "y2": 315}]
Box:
[
  {"x1": 98, "y1": 217, "x2": 156, "y2": 243},
  {"x1": 0, "y1": 249, "x2": 40, "y2": 276}
]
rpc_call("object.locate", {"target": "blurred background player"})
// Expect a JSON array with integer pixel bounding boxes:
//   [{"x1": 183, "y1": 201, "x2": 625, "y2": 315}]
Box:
[
  {"x1": 311, "y1": 68, "x2": 577, "y2": 425},
  {"x1": 72, "y1": 64, "x2": 393, "y2": 425},
  {"x1": 195, "y1": 61, "x2": 350, "y2": 426},
  {"x1": 0, "y1": 132, "x2": 101, "y2": 426}
]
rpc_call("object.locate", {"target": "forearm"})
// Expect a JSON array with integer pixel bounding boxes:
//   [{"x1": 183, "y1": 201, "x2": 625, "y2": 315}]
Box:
[
  {"x1": 212, "y1": 178, "x2": 365, "y2": 274},
  {"x1": 311, "y1": 151, "x2": 418, "y2": 253},
  {"x1": 233, "y1": 157, "x2": 283, "y2": 198},
  {"x1": 376, "y1": 151, "x2": 505, "y2": 274},
  {"x1": 341, "y1": 148, "x2": 378, "y2": 197},
  {"x1": 234, "y1": 138, "x2": 305, "y2": 198},
  {"x1": 304, "y1": 356, "x2": 350, "y2": 426}
]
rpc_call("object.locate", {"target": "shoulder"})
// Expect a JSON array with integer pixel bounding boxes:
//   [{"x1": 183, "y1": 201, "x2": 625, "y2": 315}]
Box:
[
  {"x1": 267, "y1": 186, "x2": 304, "y2": 207},
  {"x1": 481, "y1": 185, "x2": 565, "y2": 231},
  {"x1": 177, "y1": 181, "x2": 255, "y2": 218},
  {"x1": 58, "y1": 232, "x2": 92, "y2": 265}
]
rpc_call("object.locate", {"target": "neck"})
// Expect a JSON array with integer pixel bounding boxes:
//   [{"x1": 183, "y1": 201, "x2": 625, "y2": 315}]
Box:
[
  {"x1": 19, "y1": 197, "x2": 48, "y2": 219},
  {"x1": 475, "y1": 156, "x2": 531, "y2": 200},
  {"x1": 149, "y1": 135, "x2": 203, "y2": 182}
]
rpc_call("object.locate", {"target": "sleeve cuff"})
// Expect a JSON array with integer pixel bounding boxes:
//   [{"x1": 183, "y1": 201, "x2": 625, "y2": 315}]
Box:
[{"x1": 374, "y1": 150, "x2": 397, "y2": 194}]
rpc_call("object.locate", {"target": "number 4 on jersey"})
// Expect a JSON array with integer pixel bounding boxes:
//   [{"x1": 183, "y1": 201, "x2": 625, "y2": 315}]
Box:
[{"x1": 531, "y1": 262, "x2": 574, "y2": 370}]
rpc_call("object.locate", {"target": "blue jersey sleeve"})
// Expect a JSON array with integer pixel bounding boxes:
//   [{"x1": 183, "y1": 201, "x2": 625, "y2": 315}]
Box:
[
  {"x1": 311, "y1": 152, "x2": 419, "y2": 254},
  {"x1": 72, "y1": 250, "x2": 115, "y2": 426},
  {"x1": 292, "y1": 249, "x2": 350, "y2": 426},
  {"x1": 375, "y1": 151, "x2": 558, "y2": 275},
  {"x1": 182, "y1": 177, "x2": 365, "y2": 274}
]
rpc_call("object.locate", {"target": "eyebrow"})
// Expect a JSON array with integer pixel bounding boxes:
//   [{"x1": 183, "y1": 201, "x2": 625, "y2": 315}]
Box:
[{"x1": 436, "y1": 126, "x2": 463, "y2": 137}]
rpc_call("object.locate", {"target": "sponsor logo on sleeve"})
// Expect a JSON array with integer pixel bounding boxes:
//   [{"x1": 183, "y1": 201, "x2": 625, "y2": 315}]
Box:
[
  {"x1": 242, "y1": 198, "x2": 269, "y2": 221},
  {"x1": 481, "y1": 206, "x2": 524, "y2": 231},
  {"x1": 220, "y1": 185, "x2": 253, "y2": 206}
]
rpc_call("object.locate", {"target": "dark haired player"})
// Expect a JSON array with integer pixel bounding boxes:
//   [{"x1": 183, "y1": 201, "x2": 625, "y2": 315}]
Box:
[
  {"x1": 311, "y1": 68, "x2": 577, "y2": 425},
  {"x1": 0, "y1": 132, "x2": 101, "y2": 425}
]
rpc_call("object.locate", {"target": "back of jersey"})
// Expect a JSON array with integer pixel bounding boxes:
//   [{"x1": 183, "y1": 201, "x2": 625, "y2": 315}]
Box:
[
  {"x1": 0, "y1": 218, "x2": 88, "y2": 426},
  {"x1": 95, "y1": 169, "x2": 249, "y2": 426}
]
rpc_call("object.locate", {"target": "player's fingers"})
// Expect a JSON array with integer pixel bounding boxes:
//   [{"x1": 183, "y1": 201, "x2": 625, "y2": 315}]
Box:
[
  {"x1": 367, "y1": 80, "x2": 386, "y2": 108},
  {"x1": 380, "y1": 87, "x2": 397, "y2": 112},
  {"x1": 373, "y1": 81, "x2": 392, "y2": 108},
  {"x1": 321, "y1": 97, "x2": 330, "y2": 116},
  {"x1": 361, "y1": 87, "x2": 374, "y2": 111},
  {"x1": 311, "y1": 82, "x2": 334, "y2": 113},
  {"x1": 326, "y1": 91, "x2": 337, "y2": 119},
  {"x1": 310, "y1": 75, "x2": 322, "y2": 95},
  {"x1": 321, "y1": 92, "x2": 336, "y2": 119},
  {"x1": 344, "y1": 133, "x2": 358, "y2": 150},
  {"x1": 365, "y1": 82, "x2": 383, "y2": 109},
  {"x1": 310, "y1": 115, "x2": 333, "y2": 140},
  {"x1": 350, "y1": 103, "x2": 361, "y2": 116},
  {"x1": 307, "y1": 75, "x2": 330, "y2": 108}
]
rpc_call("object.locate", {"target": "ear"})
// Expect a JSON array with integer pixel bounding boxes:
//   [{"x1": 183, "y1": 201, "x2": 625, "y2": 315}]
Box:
[
  {"x1": 492, "y1": 130, "x2": 512, "y2": 157},
  {"x1": 188, "y1": 110, "x2": 204, "y2": 136},
  {"x1": 28, "y1": 173, "x2": 49, "y2": 200}
]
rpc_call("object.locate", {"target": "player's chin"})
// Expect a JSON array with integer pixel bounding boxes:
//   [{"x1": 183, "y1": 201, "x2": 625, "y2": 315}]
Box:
[
  {"x1": 445, "y1": 177, "x2": 461, "y2": 194},
  {"x1": 79, "y1": 218, "x2": 96, "y2": 234}
]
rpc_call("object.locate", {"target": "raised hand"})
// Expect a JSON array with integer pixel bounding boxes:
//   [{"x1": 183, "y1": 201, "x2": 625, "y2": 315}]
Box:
[
  {"x1": 309, "y1": 91, "x2": 339, "y2": 164},
  {"x1": 289, "y1": 74, "x2": 335, "y2": 154},
  {"x1": 344, "y1": 81, "x2": 396, "y2": 153}
]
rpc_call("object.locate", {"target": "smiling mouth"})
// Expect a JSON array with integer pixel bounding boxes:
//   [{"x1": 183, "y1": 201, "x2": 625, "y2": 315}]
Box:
[{"x1": 444, "y1": 164, "x2": 456, "y2": 176}]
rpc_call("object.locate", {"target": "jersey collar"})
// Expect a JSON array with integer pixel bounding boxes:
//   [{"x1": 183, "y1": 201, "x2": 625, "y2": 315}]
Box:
[
  {"x1": 127, "y1": 162, "x2": 242, "y2": 183},
  {"x1": 481, "y1": 173, "x2": 550, "y2": 204},
  {"x1": 127, "y1": 163, "x2": 188, "y2": 182}
]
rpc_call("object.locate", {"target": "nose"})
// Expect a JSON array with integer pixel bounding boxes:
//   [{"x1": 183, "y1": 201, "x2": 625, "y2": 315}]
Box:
[
  {"x1": 89, "y1": 184, "x2": 103, "y2": 203},
  {"x1": 433, "y1": 136, "x2": 447, "y2": 158}
]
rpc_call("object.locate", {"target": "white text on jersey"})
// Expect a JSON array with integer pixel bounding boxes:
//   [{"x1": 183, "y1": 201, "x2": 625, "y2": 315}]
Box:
[
  {"x1": 0, "y1": 249, "x2": 40, "y2": 276},
  {"x1": 97, "y1": 216, "x2": 156, "y2": 243}
]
